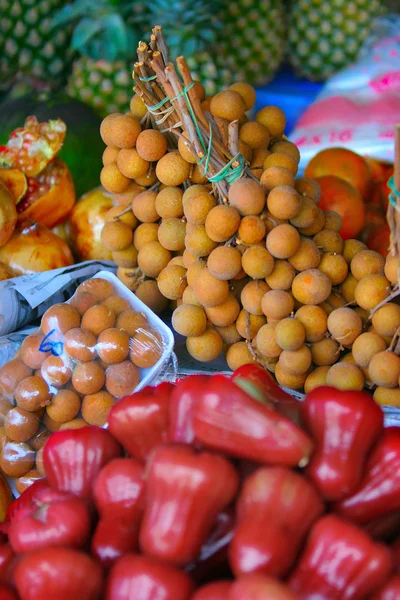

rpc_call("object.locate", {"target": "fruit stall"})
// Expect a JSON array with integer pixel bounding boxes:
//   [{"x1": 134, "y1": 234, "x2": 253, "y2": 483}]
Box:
[{"x1": 1, "y1": 2, "x2": 400, "y2": 599}]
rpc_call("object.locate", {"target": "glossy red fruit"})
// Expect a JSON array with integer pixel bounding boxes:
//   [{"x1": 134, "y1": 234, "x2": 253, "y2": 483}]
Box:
[
  {"x1": 93, "y1": 458, "x2": 145, "y2": 520},
  {"x1": 91, "y1": 517, "x2": 139, "y2": 569},
  {"x1": 190, "y1": 581, "x2": 233, "y2": 600},
  {"x1": 229, "y1": 574, "x2": 299, "y2": 600}
]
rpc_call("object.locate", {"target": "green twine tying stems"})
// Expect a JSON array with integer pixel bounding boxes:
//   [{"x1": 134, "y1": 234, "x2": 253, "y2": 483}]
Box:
[
  {"x1": 388, "y1": 175, "x2": 400, "y2": 208},
  {"x1": 139, "y1": 74, "x2": 157, "y2": 82}
]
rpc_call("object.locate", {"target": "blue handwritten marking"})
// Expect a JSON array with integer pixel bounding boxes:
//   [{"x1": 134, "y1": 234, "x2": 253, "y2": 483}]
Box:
[{"x1": 39, "y1": 329, "x2": 64, "y2": 357}]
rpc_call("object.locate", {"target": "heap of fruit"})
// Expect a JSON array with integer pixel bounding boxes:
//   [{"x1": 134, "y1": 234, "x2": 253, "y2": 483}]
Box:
[
  {"x1": 98, "y1": 27, "x2": 400, "y2": 402},
  {"x1": 0, "y1": 116, "x2": 75, "y2": 277},
  {"x1": 0, "y1": 367, "x2": 400, "y2": 599}
]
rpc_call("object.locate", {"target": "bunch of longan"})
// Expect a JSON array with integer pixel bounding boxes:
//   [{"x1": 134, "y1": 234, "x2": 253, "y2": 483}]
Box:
[
  {"x1": 0, "y1": 278, "x2": 164, "y2": 491},
  {"x1": 99, "y1": 80, "x2": 400, "y2": 402}
]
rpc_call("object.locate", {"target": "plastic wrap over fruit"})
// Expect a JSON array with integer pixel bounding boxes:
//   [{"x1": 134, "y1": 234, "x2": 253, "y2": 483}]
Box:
[
  {"x1": 0, "y1": 272, "x2": 175, "y2": 497},
  {"x1": 291, "y1": 15, "x2": 400, "y2": 169}
]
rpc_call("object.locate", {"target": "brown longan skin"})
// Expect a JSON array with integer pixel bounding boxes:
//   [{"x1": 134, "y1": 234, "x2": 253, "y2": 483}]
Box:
[
  {"x1": 64, "y1": 328, "x2": 97, "y2": 362},
  {"x1": 261, "y1": 290, "x2": 294, "y2": 321},
  {"x1": 112, "y1": 245, "x2": 138, "y2": 268},
  {"x1": 77, "y1": 279, "x2": 115, "y2": 302},
  {"x1": 266, "y1": 224, "x2": 301, "y2": 259},
  {"x1": 265, "y1": 260, "x2": 295, "y2": 291},
  {"x1": 70, "y1": 292, "x2": 98, "y2": 316},
  {"x1": 117, "y1": 148, "x2": 149, "y2": 179},
  {"x1": 275, "y1": 318, "x2": 306, "y2": 351},
  {"x1": 226, "y1": 342, "x2": 256, "y2": 371},
  {"x1": 178, "y1": 132, "x2": 197, "y2": 164},
  {"x1": 318, "y1": 253, "x2": 348, "y2": 285},
  {"x1": 72, "y1": 361, "x2": 105, "y2": 396},
  {"x1": 369, "y1": 351, "x2": 400, "y2": 388},
  {"x1": 241, "y1": 281, "x2": 270, "y2": 316},
  {"x1": 324, "y1": 210, "x2": 343, "y2": 232},
  {"x1": 294, "y1": 177, "x2": 321, "y2": 203},
  {"x1": 205, "y1": 295, "x2": 241, "y2": 327},
  {"x1": 100, "y1": 113, "x2": 121, "y2": 146},
  {"x1": 352, "y1": 332, "x2": 387, "y2": 368},
  {"x1": 255, "y1": 106, "x2": 286, "y2": 138},
  {"x1": 81, "y1": 305, "x2": 116, "y2": 336},
  {"x1": 350, "y1": 250, "x2": 385, "y2": 280},
  {"x1": 41, "y1": 304, "x2": 81, "y2": 335},
  {"x1": 185, "y1": 225, "x2": 218, "y2": 258},
  {"x1": 228, "y1": 178, "x2": 266, "y2": 216},
  {"x1": 100, "y1": 164, "x2": 131, "y2": 194},
  {"x1": 279, "y1": 345, "x2": 312, "y2": 376},
  {"x1": 372, "y1": 303, "x2": 400, "y2": 337},
  {"x1": 374, "y1": 386, "x2": 400, "y2": 407},
  {"x1": 97, "y1": 328, "x2": 130, "y2": 364},
  {"x1": 241, "y1": 246, "x2": 274, "y2": 280},
  {"x1": 105, "y1": 206, "x2": 137, "y2": 229},
  {"x1": 157, "y1": 218, "x2": 186, "y2": 251},
  {"x1": 20, "y1": 334, "x2": 50, "y2": 370},
  {"x1": 236, "y1": 311, "x2": 266, "y2": 340},
  {"x1": 289, "y1": 197, "x2": 320, "y2": 229},
  {"x1": 215, "y1": 324, "x2": 242, "y2": 345},
  {"x1": 343, "y1": 239, "x2": 368, "y2": 264},
  {"x1": 385, "y1": 255, "x2": 399, "y2": 284},
  {"x1": 157, "y1": 265, "x2": 187, "y2": 300},
  {"x1": 135, "y1": 280, "x2": 169, "y2": 315},
  {"x1": 184, "y1": 191, "x2": 216, "y2": 225},
  {"x1": 327, "y1": 362, "x2": 365, "y2": 391},
  {"x1": 267, "y1": 186, "x2": 301, "y2": 220},
  {"x1": 205, "y1": 205, "x2": 241, "y2": 243},
  {"x1": 298, "y1": 207, "x2": 325, "y2": 236},
  {"x1": 239, "y1": 122, "x2": 270, "y2": 150},
  {"x1": 41, "y1": 355, "x2": 72, "y2": 388},
  {"x1": 15, "y1": 376, "x2": 51, "y2": 411},
  {"x1": 237, "y1": 216, "x2": 266, "y2": 245},
  {"x1": 304, "y1": 366, "x2": 330, "y2": 394},
  {"x1": 116, "y1": 310, "x2": 147, "y2": 336},
  {"x1": 186, "y1": 260, "x2": 207, "y2": 286},
  {"x1": 313, "y1": 229, "x2": 344, "y2": 254},
  {"x1": 340, "y1": 274, "x2": 358, "y2": 303},
  {"x1": 130, "y1": 95, "x2": 147, "y2": 119},
  {"x1": 310, "y1": 338, "x2": 340, "y2": 366},
  {"x1": 133, "y1": 223, "x2": 159, "y2": 251},
  {"x1": 5, "y1": 408, "x2": 39, "y2": 442},
  {"x1": 155, "y1": 187, "x2": 184, "y2": 219},
  {"x1": 186, "y1": 329, "x2": 223, "y2": 362},
  {"x1": 264, "y1": 152, "x2": 298, "y2": 176},
  {"x1": 260, "y1": 167, "x2": 295, "y2": 192},
  {"x1": 182, "y1": 287, "x2": 202, "y2": 307},
  {"x1": 136, "y1": 129, "x2": 167, "y2": 162},
  {"x1": 46, "y1": 389, "x2": 81, "y2": 424},
  {"x1": 210, "y1": 90, "x2": 246, "y2": 121},
  {"x1": 0, "y1": 441, "x2": 35, "y2": 477},
  {"x1": 156, "y1": 152, "x2": 191, "y2": 187},
  {"x1": 354, "y1": 275, "x2": 390, "y2": 311},
  {"x1": 275, "y1": 362, "x2": 308, "y2": 391},
  {"x1": 327, "y1": 307, "x2": 362, "y2": 347},
  {"x1": 106, "y1": 361, "x2": 140, "y2": 398},
  {"x1": 229, "y1": 82, "x2": 256, "y2": 110},
  {"x1": 270, "y1": 141, "x2": 300, "y2": 163},
  {"x1": 295, "y1": 305, "x2": 327, "y2": 343},
  {"x1": 132, "y1": 191, "x2": 159, "y2": 223},
  {"x1": 108, "y1": 114, "x2": 141, "y2": 149},
  {"x1": 193, "y1": 268, "x2": 229, "y2": 308},
  {"x1": 255, "y1": 323, "x2": 282, "y2": 359},
  {"x1": 207, "y1": 246, "x2": 242, "y2": 280},
  {"x1": 172, "y1": 304, "x2": 207, "y2": 337},
  {"x1": 81, "y1": 391, "x2": 116, "y2": 427},
  {"x1": 102, "y1": 146, "x2": 119, "y2": 166},
  {"x1": 288, "y1": 237, "x2": 320, "y2": 272},
  {"x1": 292, "y1": 269, "x2": 332, "y2": 305},
  {"x1": 101, "y1": 221, "x2": 133, "y2": 251},
  {"x1": 0, "y1": 398, "x2": 13, "y2": 424},
  {"x1": 137, "y1": 241, "x2": 172, "y2": 278},
  {"x1": 129, "y1": 330, "x2": 163, "y2": 368}
]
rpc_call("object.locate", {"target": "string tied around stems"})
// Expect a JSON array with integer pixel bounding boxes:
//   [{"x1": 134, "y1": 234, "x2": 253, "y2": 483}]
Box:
[{"x1": 388, "y1": 175, "x2": 400, "y2": 212}]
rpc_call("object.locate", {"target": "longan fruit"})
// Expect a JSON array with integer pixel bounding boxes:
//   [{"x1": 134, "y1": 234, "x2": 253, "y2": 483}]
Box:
[
  {"x1": 311, "y1": 337, "x2": 340, "y2": 366},
  {"x1": 294, "y1": 305, "x2": 327, "y2": 344},
  {"x1": 101, "y1": 221, "x2": 133, "y2": 251},
  {"x1": 189, "y1": 164, "x2": 209, "y2": 185},
  {"x1": 210, "y1": 90, "x2": 246, "y2": 121},
  {"x1": 265, "y1": 260, "x2": 295, "y2": 291},
  {"x1": 156, "y1": 187, "x2": 184, "y2": 219},
  {"x1": 46, "y1": 389, "x2": 81, "y2": 423},
  {"x1": 304, "y1": 366, "x2": 330, "y2": 394},
  {"x1": 384, "y1": 254, "x2": 399, "y2": 284},
  {"x1": 72, "y1": 361, "x2": 105, "y2": 395},
  {"x1": 184, "y1": 190, "x2": 216, "y2": 225},
  {"x1": 205, "y1": 294, "x2": 241, "y2": 327},
  {"x1": 288, "y1": 237, "x2": 320, "y2": 272},
  {"x1": 115, "y1": 267, "x2": 140, "y2": 291},
  {"x1": 260, "y1": 166, "x2": 295, "y2": 192},
  {"x1": 97, "y1": 328, "x2": 130, "y2": 364},
  {"x1": 157, "y1": 218, "x2": 186, "y2": 251},
  {"x1": 112, "y1": 245, "x2": 138, "y2": 268},
  {"x1": 266, "y1": 224, "x2": 300, "y2": 259},
  {"x1": 318, "y1": 253, "x2": 348, "y2": 285},
  {"x1": 192, "y1": 80, "x2": 206, "y2": 102},
  {"x1": 105, "y1": 360, "x2": 140, "y2": 397},
  {"x1": 205, "y1": 205, "x2": 241, "y2": 243},
  {"x1": 255, "y1": 323, "x2": 282, "y2": 358},
  {"x1": 59, "y1": 418, "x2": 88, "y2": 431},
  {"x1": 343, "y1": 239, "x2": 367, "y2": 264},
  {"x1": 275, "y1": 362, "x2": 308, "y2": 390},
  {"x1": 266, "y1": 185, "x2": 301, "y2": 221},
  {"x1": 350, "y1": 250, "x2": 385, "y2": 280},
  {"x1": 41, "y1": 303, "x2": 81, "y2": 335},
  {"x1": 131, "y1": 190, "x2": 158, "y2": 223},
  {"x1": 43, "y1": 412, "x2": 62, "y2": 432},
  {"x1": 326, "y1": 362, "x2": 365, "y2": 391},
  {"x1": 172, "y1": 304, "x2": 207, "y2": 337},
  {"x1": 320, "y1": 292, "x2": 347, "y2": 316},
  {"x1": 186, "y1": 328, "x2": 223, "y2": 362},
  {"x1": 275, "y1": 318, "x2": 306, "y2": 351},
  {"x1": 0, "y1": 441, "x2": 35, "y2": 477},
  {"x1": 241, "y1": 246, "x2": 274, "y2": 280},
  {"x1": 279, "y1": 344, "x2": 312, "y2": 376},
  {"x1": 298, "y1": 207, "x2": 326, "y2": 236},
  {"x1": 77, "y1": 278, "x2": 115, "y2": 302},
  {"x1": 239, "y1": 121, "x2": 270, "y2": 150},
  {"x1": 226, "y1": 342, "x2": 256, "y2": 371},
  {"x1": 340, "y1": 274, "x2": 358, "y2": 303},
  {"x1": 116, "y1": 310, "x2": 147, "y2": 336},
  {"x1": 130, "y1": 94, "x2": 147, "y2": 119},
  {"x1": 133, "y1": 223, "x2": 159, "y2": 250},
  {"x1": 229, "y1": 82, "x2": 256, "y2": 110},
  {"x1": 16, "y1": 469, "x2": 44, "y2": 495},
  {"x1": 236, "y1": 310, "x2": 266, "y2": 340},
  {"x1": 20, "y1": 333, "x2": 49, "y2": 370},
  {"x1": 0, "y1": 359, "x2": 32, "y2": 398},
  {"x1": 157, "y1": 264, "x2": 187, "y2": 300},
  {"x1": 368, "y1": 351, "x2": 400, "y2": 388},
  {"x1": 5, "y1": 408, "x2": 39, "y2": 443},
  {"x1": 193, "y1": 267, "x2": 229, "y2": 308},
  {"x1": 116, "y1": 148, "x2": 149, "y2": 179},
  {"x1": 182, "y1": 286, "x2": 202, "y2": 307},
  {"x1": 237, "y1": 216, "x2": 266, "y2": 245},
  {"x1": 135, "y1": 169, "x2": 158, "y2": 188},
  {"x1": 81, "y1": 391, "x2": 116, "y2": 427},
  {"x1": 292, "y1": 269, "x2": 332, "y2": 305},
  {"x1": 136, "y1": 129, "x2": 167, "y2": 162},
  {"x1": 69, "y1": 291, "x2": 98, "y2": 316},
  {"x1": 372, "y1": 303, "x2": 400, "y2": 338},
  {"x1": 109, "y1": 114, "x2": 141, "y2": 149},
  {"x1": 207, "y1": 246, "x2": 242, "y2": 280},
  {"x1": 327, "y1": 307, "x2": 362, "y2": 347},
  {"x1": 129, "y1": 329, "x2": 163, "y2": 368},
  {"x1": 105, "y1": 206, "x2": 137, "y2": 229},
  {"x1": 355, "y1": 275, "x2": 390, "y2": 311},
  {"x1": 289, "y1": 197, "x2": 319, "y2": 229},
  {"x1": 228, "y1": 178, "x2": 266, "y2": 216},
  {"x1": 185, "y1": 225, "x2": 218, "y2": 258},
  {"x1": 270, "y1": 140, "x2": 300, "y2": 163},
  {"x1": 374, "y1": 386, "x2": 400, "y2": 407},
  {"x1": 251, "y1": 148, "x2": 271, "y2": 177},
  {"x1": 240, "y1": 280, "x2": 270, "y2": 316},
  {"x1": 36, "y1": 447, "x2": 46, "y2": 474},
  {"x1": 324, "y1": 210, "x2": 342, "y2": 232},
  {"x1": 261, "y1": 289, "x2": 294, "y2": 321},
  {"x1": 177, "y1": 131, "x2": 197, "y2": 164},
  {"x1": 41, "y1": 355, "x2": 72, "y2": 388},
  {"x1": 182, "y1": 184, "x2": 209, "y2": 203},
  {"x1": 102, "y1": 146, "x2": 119, "y2": 166},
  {"x1": 295, "y1": 177, "x2": 321, "y2": 203},
  {"x1": 100, "y1": 164, "x2": 131, "y2": 194},
  {"x1": 113, "y1": 182, "x2": 144, "y2": 206},
  {"x1": 352, "y1": 332, "x2": 387, "y2": 368},
  {"x1": 216, "y1": 324, "x2": 242, "y2": 345},
  {"x1": 100, "y1": 113, "x2": 121, "y2": 146},
  {"x1": 156, "y1": 152, "x2": 191, "y2": 187},
  {"x1": 255, "y1": 106, "x2": 286, "y2": 138},
  {"x1": 15, "y1": 376, "x2": 51, "y2": 411},
  {"x1": 264, "y1": 152, "x2": 298, "y2": 176},
  {"x1": 186, "y1": 259, "x2": 206, "y2": 286},
  {"x1": 238, "y1": 140, "x2": 253, "y2": 163},
  {"x1": 169, "y1": 256, "x2": 185, "y2": 268},
  {"x1": 0, "y1": 397, "x2": 12, "y2": 424},
  {"x1": 313, "y1": 229, "x2": 344, "y2": 254},
  {"x1": 135, "y1": 280, "x2": 169, "y2": 315},
  {"x1": 80, "y1": 303, "x2": 115, "y2": 336},
  {"x1": 137, "y1": 241, "x2": 172, "y2": 278}
]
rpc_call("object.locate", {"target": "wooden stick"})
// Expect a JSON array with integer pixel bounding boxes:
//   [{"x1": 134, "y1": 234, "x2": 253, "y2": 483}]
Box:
[
  {"x1": 214, "y1": 117, "x2": 229, "y2": 147},
  {"x1": 153, "y1": 26, "x2": 170, "y2": 66},
  {"x1": 228, "y1": 120, "x2": 240, "y2": 156}
]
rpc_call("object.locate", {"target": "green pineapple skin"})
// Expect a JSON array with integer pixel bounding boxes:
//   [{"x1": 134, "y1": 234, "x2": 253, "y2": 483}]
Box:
[
  {"x1": 0, "y1": 0, "x2": 74, "y2": 90},
  {"x1": 67, "y1": 57, "x2": 132, "y2": 118},
  {"x1": 287, "y1": 0, "x2": 387, "y2": 81}
]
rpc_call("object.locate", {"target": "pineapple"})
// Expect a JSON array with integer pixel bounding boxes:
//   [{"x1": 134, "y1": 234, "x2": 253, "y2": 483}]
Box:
[
  {"x1": 0, "y1": 0, "x2": 74, "y2": 92},
  {"x1": 54, "y1": 0, "x2": 141, "y2": 118},
  {"x1": 143, "y1": 0, "x2": 286, "y2": 96},
  {"x1": 287, "y1": 0, "x2": 387, "y2": 81}
]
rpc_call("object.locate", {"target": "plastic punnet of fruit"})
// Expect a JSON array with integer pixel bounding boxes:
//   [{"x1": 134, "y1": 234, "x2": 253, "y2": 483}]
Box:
[
  {"x1": 96, "y1": 26, "x2": 400, "y2": 404},
  {"x1": 0, "y1": 116, "x2": 76, "y2": 229}
]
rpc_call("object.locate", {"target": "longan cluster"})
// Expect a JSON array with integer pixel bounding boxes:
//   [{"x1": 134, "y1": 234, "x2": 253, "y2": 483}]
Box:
[
  {"x1": 0, "y1": 278, "x2": 164, "y2": 491},
  {"x1": 99, "y1": 81, "x2": 400, "y2": 402}
]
